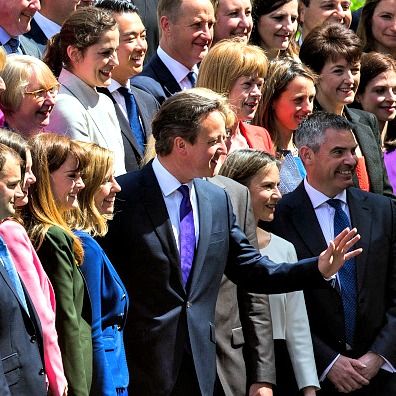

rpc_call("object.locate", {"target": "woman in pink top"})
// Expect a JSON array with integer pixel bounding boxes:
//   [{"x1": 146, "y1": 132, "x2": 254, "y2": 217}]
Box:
[{"x1": 0, "y1": 129, "x2": 67, "y2": 396}]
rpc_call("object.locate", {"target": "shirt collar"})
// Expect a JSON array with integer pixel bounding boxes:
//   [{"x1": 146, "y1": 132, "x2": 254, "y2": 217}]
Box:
[
  {"x1": 304, "y1": 178, "x2": 347, "y2": 209},
  {"x1": 0, "y1": 27, "x2": 12, "y2": 46},
  {"x1": 108, "y1": 78, "x2": 130, "y2": 94},
  {"x1": 33, "y1": 12, "x2": 61, "y2": 40}
]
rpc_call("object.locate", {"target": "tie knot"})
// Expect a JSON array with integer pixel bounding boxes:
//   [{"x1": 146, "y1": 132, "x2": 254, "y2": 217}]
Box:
[
  {"x1": 7, "y1": 37, "x2": 19, "y2": 53},
  {"x1": 327, "y1": 198, "x2": 342, "y2": 210},
  {"x1": 178, "y1": 184, "x2": 190, "y2": 199},
  {"x1": 187, "y1": 71, "x2": 197, "y2": 87},
  {"x1": 118, "y1": 86, "x2": 131, "y2": 97}
]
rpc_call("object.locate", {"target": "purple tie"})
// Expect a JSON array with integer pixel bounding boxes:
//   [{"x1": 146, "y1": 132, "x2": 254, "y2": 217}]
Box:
[{"x1": 178, "y1": 185, "x2": 195, "y2": 285}]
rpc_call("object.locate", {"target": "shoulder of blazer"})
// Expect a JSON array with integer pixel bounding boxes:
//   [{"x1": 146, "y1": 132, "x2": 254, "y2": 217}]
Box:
[{"x1": 23, "y1": 19, "x2": 47, "y2": 46}]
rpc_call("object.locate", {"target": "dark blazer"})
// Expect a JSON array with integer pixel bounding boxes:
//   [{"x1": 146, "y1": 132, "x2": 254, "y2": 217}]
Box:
[
  {"x1": 98, "y1": 162, "x2": 323, "y2": 396},
  {"x1": 0, "y1": 258, "x2": 46, "y2": 395},
  {"x1": 270, "y1": 183, "x2": 396, "y2": 392},
  {"x1": 23, "y1": 18, "x2": 47, "y2": 56},
  {"x1": 210, "y1": 175, "x2": 275, "y2": 395},
  {"x1": 345, "y1": 107, "x2": 395, "y2": 199},
  {"x1": 98, "y1": 86, "x2": 159, "y2": 171},
  {"x1": 130, "y1": 52, "x2": 182, "y2": 104}
]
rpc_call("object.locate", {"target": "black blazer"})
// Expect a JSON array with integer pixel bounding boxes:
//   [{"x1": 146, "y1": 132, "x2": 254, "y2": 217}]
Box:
[
  {"x1": 0, "y1": 264, "x2": 46, "y2": 395},
  {"x1": 98, "y1": 162, "x2": 323, "y2": 396},
  {"x1": 130, "y1": 52, "x2": 182, "y2": 104},
  {"x1": 98, "y1": 86, "x2": 159, "y2": 171},
  {"x1": 270, "y1": 183, "x2": 396, "y2": 375}
]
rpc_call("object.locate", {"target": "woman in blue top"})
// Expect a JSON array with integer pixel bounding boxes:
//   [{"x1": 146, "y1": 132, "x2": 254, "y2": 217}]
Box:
[{"x1": 71, "y1": 142, "x2": 129, "y2": 396}]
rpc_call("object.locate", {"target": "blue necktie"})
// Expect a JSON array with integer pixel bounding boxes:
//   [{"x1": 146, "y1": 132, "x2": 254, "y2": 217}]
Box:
[
  {"x1": 327, "y1": 199, "x2": 357, "y2": 347},
  {"x1": 178, "y1": 185, "x2": 195, "y2": 285},
  {"x1": 7, "y1": 37, "x2": 19, "y2": 54},
  {"x1": 187, "y1": 71, "x2": 197, "y2": 88},
  {"x1": 118, "y1": 87, "x2": 145, "y2": 153},
  {"x1": 0, "y1": 237, "x2": 29, "y2": 315}
]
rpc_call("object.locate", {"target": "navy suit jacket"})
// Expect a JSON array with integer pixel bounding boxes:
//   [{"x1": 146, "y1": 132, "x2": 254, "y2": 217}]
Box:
[
  {"x1": 0, "y1": 264, "x2": 46, "y2": 395},
  {"x1": 270, "y1": 183, "x2": 396, "y2": 376},
  {"x1": 130, "y1": 52, "x2": 182, "y2": 104},
  {"x1": 98, "y1": 86, "x2": 159, "y2": 171},
  {"x1": 98, "y1": 162, "x2": 324, "y2": 396}
]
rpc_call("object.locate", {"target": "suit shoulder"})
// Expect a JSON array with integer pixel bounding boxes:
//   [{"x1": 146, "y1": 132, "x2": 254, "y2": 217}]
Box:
[
  {"x1": 132, "y1": 86, "x2": 160, "y2": 108},
  {"x1": 209, "y1": 175, "x2": 248, "y2": 193},
  {"x1": 348, "y1": 187, "x2": 393, "y2": 204}
]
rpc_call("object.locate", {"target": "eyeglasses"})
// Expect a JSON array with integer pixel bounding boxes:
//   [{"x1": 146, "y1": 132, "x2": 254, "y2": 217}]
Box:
[{"x1": 24, "y1": 84, "x2": 60, "y2": 100}]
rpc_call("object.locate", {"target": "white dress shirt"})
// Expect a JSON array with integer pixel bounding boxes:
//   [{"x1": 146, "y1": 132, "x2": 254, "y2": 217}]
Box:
[{"x1": 33, "y1": 12, "x2": 61, "y2": 40}]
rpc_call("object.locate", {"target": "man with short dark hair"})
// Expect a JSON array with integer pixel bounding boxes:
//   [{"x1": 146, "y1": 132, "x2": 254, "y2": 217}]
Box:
[
  {"x1": 99, "y1": 90, "x2": 361, "y2": 396},
  {"x1": 271, "y1": 111, "x2": 396, "y2": 395}
]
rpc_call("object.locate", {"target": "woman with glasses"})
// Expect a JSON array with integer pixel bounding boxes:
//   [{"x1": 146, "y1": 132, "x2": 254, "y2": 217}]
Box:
[
  {"x1": 44, "y1": 7, "x2": 126, "y2": 176},
  {"x1": 0, "y1": 54, "x2": 58, "y2": 139}
]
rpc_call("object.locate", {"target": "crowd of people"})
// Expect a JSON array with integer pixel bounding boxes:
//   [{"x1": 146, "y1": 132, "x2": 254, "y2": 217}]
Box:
[{"x1": 0, "y1": 0, "x2": 395, "y2": 395}]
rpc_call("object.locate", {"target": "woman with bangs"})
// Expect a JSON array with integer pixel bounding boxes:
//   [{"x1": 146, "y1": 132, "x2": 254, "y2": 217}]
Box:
[
  {"x1": 23, "y1": 133, "x2": 93, "y2": 396},
  {"x1": 300, "y1": 22, "x2": 395, "y2": 199},
  {"x1": 70, "y1": 142, "x2": 129, "y2": 395},
  {"x1": 197, "y1": 39, "x2": 274, "y2": 172},
  {"x1": 253, "y1": 58, "x2": 316, "y2": 193},
  {"x1": 0, "y1": 55, "x2": 58, "y2": 138},
  {"x1": 250, "y1": 0, "x2": 300, "y2": 61}
]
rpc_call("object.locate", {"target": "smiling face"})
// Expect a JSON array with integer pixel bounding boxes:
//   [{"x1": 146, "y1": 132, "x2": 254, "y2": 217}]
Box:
[
  {"x1": 161, "y1": 0, "x2": 215, "y2": 69},
  {"x1": 213, "y1": 0, "x2": 253, "y2": 44},
  {"x1": 273, "y1": 75, "x2": 316, "y2": 135},
  {"x1": 70, "y1": 27, "x2": 119, "y2": 88},
  {"x1": 15, "y1": 148, "x2": 36, "y2": 207},
  {"x1": 8, "y1": 70, "x2": 57, "y2": 138},
  {"x1": 94, "y1": 163, "x2": 121, "y2": 215},
  {"x1": 228, "y1": 74, "x2": 264, "y2": 121},
  {"x1": 247, "y1": 164, "x2": 281, "y2": 223},
  {"x1": 50, "y1": 153, "x2": 85, "y2": 212},
  {"x1": 184, "y1": 110, "x2": 228, "y2": 179},
  {"x1": 371, "y1": 0, "x2": 396, "y2": 54},
  {"x1": 0, "y1": 153, "x2": 23, "y2": 220},
  {"x1": 111, "y1": 11, "x2": 147, "y2": 85},
  {"x1": 317, "y1": 57, "x2": 360, "y2": 113},
  {"x1": 0, "y1": 0, "x2": 40, "y2": 36},
  {"x1": 257, "y1": 0, "x2": 298, "y2": 58},
  {"x1": 303, "y1": 128, "x2": 358, "y2": 197},
  {"x1": 300, "y1": 0, "x2": 351, "y2": 38}
]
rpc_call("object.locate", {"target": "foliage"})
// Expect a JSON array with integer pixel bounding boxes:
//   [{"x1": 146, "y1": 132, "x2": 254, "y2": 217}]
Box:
[{"x1": 351, "y1": 0, "x2": 365, "y2": 11}]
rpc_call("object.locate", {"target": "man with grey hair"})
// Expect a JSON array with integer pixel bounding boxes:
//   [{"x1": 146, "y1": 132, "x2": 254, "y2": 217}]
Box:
[
  {"x1": 270, "y1": 111, "x2": 396, "y2": 394},
  {"x1": 131, "y1": 0, "x2": 215, "y2": 104},
  {"x1": 99, "y1": 92, "x2": 361, "y2": 396}
]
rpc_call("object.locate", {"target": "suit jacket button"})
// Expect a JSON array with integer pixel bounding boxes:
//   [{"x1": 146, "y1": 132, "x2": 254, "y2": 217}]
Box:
[
  {"x1": 186, "y1": 301, "x2": 191, "y2": 308},
  {"x1": 30, "y1": 335, "x2": 36, "y2": 343},
  {"x1": 39, "y1": 368, "x2": 45, "y2": 375}
]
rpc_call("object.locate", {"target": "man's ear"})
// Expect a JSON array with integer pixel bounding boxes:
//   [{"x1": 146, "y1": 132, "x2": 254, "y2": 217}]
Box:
[
  {"x1": 299, "y1": 4, "x2": 306, "y2": 24},
  {"x1": 174, "y1": 137, "x2": 187, "y2": 155},
  {"x1": 299, "y1": 145, "x2": 314, "y2": 166},
  {"x1": 67, "y1": 45, "x2": 83, "y2": 64},
  {"x1": 160, "y1": 16, "x2": 172, "y2": 37}
]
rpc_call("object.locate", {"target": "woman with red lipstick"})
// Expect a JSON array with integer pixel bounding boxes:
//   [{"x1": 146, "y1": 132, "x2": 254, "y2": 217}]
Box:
[
  {"x1": 300, "y1": 22, "x2": 395, "y2": 199},
  {"x1": 0, "y1": 55, "x2": 58, "y2": 139},
  {"x1": 250, "y1": 0, "x2": 300, "y2": 61},
  {"x1": 70, "y1": 142, "x2": 129, "y2": 396},
  {"x1": 352, "y1": 52, "x2": 396, "y2": 193},
  {"x1": 0, "y1": 129, "x2": 67, "y2": 396},
  {"x1": 357, "y1": 0, "x2": 396, "y2": 58},
  {"x1": 220, "y1": 149, "x2": 319, "y2": 396},
  {"x1": 197, "y1": 40, "x2": 275, "y2": 172},
  {"x1": 44, "y1": 7, "x2": 126, "y2": 176},
  {"x1": 254, "y1": 58, "x2": 316, "y2": 193},
  {"x1": 24, "y1": 133, "x2": 93, "y2": 396}
]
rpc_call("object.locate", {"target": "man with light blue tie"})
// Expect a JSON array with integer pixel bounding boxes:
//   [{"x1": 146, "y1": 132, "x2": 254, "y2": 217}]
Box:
[
  {"x1": 0, "y1": 0, "x2": 42, "y2": 58},
  {"x1": 270, "y1": 111, "x2": 396, "y2": 395},
  {"x1": 97, "y1": 0, "x2": 159, "y2": 171}
]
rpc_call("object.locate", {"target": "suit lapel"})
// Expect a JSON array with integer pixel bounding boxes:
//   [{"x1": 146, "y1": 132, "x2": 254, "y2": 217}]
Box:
[
  {"x1": 151, "y1": 54, "x2": 182, "y2": 96},
  {"x1": 188, "y1": 179, "x2": 212, "y2": 294},
  {"x1": 347, "y1": 189, "x2": 372, "y2": 293}
]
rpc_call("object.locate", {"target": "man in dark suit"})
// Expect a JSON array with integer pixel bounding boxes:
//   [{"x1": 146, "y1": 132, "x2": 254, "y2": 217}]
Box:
[
  {"x1": 24, "y1": 0, "x2": 81, "y2": 56},
  {"x1": 131, "y1": 0, "x2": 215, "y2": 104},
  {"x1": 96, "y1": 0, "x2": 159, "y2": 171},
  {"x1": 0, "y1": 0, "x2": 41, "y2": 57},
  {"x1": 0, "y1": 144, "x2": 46, "y2": 395},
  {"x1": 98, "y1": 89, "x2": 361, "y2": 396},
  {"x1": 270, "y1": 111, "x2": 396, "y2": 395}
]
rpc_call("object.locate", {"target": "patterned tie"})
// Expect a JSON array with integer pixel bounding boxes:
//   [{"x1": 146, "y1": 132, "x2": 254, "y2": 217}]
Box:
[
  {"x1": 117, "y1": 87, "x2": 145, "y2": 153},
  {"x1": 187, "y1": 71, "x2": 197, "y2": 88},
  {"x1": 7, "y1": 37, "x2": 19, "y2": 54},
  {"x1": 327, "y1": 199, "x2": 357, "y2": 347},
  {"x1": 178, "y1": 185, "x2": 195, "y2": 285},
  {"x1": 0, "y1": 237, "x2": 29, "y2": 315}
]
